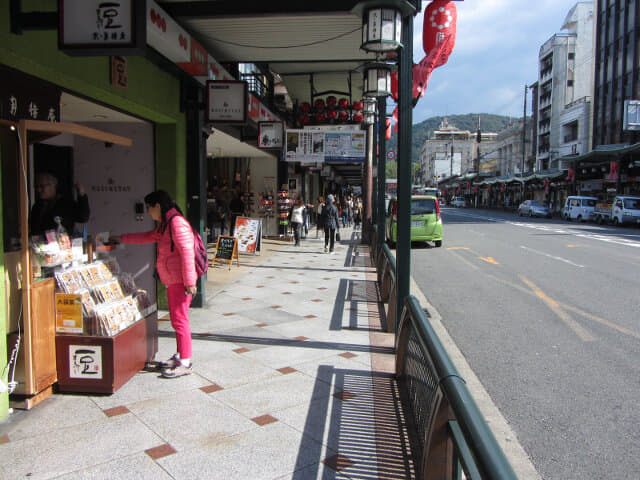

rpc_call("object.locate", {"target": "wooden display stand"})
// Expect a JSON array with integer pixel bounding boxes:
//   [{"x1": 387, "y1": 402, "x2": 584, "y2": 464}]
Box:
[
  {"x1": 55, "y1": 313, "x2": 158, "y2": 394},
  {"x1": 9, "y1": 278, "x2": 58, "y2": 409}
]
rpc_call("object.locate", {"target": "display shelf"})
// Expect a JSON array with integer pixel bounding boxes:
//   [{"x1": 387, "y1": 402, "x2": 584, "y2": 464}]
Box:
[{"x1": 55, "y1": 312, "x2": 158, "y2": 394}]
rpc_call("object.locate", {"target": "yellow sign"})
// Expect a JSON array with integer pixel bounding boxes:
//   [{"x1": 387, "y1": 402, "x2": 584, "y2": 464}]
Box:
[{"x1": 56, "y1": 293, "x2": 84, "y2": 333}]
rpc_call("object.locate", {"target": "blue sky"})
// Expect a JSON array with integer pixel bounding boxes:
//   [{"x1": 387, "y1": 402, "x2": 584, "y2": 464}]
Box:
[{"x1": 409, "y1": 0, "x2": 588, "y2": 124}]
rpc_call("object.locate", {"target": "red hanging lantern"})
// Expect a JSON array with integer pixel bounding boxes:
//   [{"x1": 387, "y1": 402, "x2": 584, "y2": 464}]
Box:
[
  {"x1": 314, "y1": 111, "x2": 327, "y2": 123},
  {"x1": 423, "y1": 1, "x2": 457, "y2": 65},
  {"x1": 337, "y1": 110, "x2": 349, "y2": 122},
  {"x1": 338, "y1": 98, "x2": 349, "y2": 109},
  {"x1": 299, "y1": 114, "x2": 311, "y2": 126},
  {"x1": 314, "y1": 99, "x2": 326, "y2": 111},
  {"x1": 352, "y1": 100, "x2": 364, "y2": 111},
  {"x1": 352, "y1": 112, "x2": 364, "y2": 123},
  {"x1": 299, "y1": 102, "x2": 311, "y2": 113},
  {"x1": 326, "y1": 108, "x2": 338, "y2": 121},
  {"x1": 608, "y1": 161, "x2": 619, "y2": 181},
  {"x1": 326, "y1": 96, "x2": 337, "y2": 107}
]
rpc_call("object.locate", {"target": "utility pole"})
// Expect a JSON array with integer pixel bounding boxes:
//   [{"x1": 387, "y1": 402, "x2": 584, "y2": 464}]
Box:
[{"x1": 521, "y1": 84, "x2": 527, "y2": 200}]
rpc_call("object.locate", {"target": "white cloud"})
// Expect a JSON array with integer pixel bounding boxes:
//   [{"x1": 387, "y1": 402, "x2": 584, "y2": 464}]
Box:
[{"x1": 409, "y1": 0, "x2": 587, "y2": 122}]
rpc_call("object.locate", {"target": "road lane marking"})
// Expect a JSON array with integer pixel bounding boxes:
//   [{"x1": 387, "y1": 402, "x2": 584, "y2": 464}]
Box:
[
  {"x1": 479, "y1": 256, "x2": 499, "y2": 264},
  {"x1": 566, "y1": 244, "x2": 581, "y2": 248},
  {"x1": 556, "y1": 302, "x2": 640, "y2": 341},
  {"x1": 446, "y1": 247, "x2": 470, "y2": 250},
  {"x1": 520, "y1": 246, "x2": 584, "y2": 268},
  {"x1": 519, "y1": 275, "x2": 595, "y2": 342},
  {"x1": 447, "y1": 250, "x2": 480, "y2": 270}
]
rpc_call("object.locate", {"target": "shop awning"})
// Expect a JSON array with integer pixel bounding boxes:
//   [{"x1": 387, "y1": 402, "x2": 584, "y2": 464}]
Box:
[
  {"x1": 562, "y1": 142, "x2": 640, "y2": 164},
  {"x1": 207, "y1": 128, "x2": 276, "y2": 159}
]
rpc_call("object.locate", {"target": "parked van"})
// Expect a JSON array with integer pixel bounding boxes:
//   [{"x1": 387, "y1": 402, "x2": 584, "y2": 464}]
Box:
[{"x1": 562, "y1": 196, "x2": 598, "y2": 221}]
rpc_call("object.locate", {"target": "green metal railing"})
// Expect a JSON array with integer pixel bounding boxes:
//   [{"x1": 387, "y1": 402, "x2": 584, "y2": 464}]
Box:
[{"x1": 374, "y1": 246, "x2": 517, "y2": 480}]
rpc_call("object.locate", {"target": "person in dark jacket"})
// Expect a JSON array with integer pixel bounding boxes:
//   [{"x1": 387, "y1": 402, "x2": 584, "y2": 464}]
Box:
[
  {"x1": 30, "y1": 172, "x2": 90, "y2": 236},
  {"x1": 321, "y1": 194, "x2": 340, "y2": 253}
]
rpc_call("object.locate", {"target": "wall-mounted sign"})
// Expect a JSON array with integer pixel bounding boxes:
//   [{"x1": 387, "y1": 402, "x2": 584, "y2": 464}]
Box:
[
  {"x1": 59, "y1": 0, "x2": 146, "y2": 56},
  {"x1": 206, "y1": 81, "x2": 248, "y2": 123},
  {"x1": 69, "y1": 345, "x2": 103, "y2": 379},
  {"x1": 0, "y1": 65, "x2": 61, "y2": 122},
  {"x1": 623, "y1": 99, "x2": 640, "y2": 131},
  {"x1": 110, "y1": 56, "x2": 128, "y2": 90},
  {"x1": 259, "y1": 122, "x2": 284, "y2": 149}
]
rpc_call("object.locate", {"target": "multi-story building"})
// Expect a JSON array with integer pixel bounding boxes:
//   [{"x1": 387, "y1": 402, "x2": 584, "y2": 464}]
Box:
[
  {"x1": 536, "y1": 2, "x2": 594, "y2": 171},
  {"x1": 592, "y1": 0, "x2": 640, "y2": 146},
  {"x1": 495, "y1": 120, "x2": 535, "y2": 176},
  {"x1": 419, "y1": 118, "x2": 497, "y2": 185}
]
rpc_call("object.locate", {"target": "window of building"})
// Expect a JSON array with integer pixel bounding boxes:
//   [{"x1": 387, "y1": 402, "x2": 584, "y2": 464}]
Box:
[
  {"x1": 568, "y1": 52, "x2": 575, "y2": 60},
  {"x1": 567, "y1": 79, "x2": 574, "y2": 87}
]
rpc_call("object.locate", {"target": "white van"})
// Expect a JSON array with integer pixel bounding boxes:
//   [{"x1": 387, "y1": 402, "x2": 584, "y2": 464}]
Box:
[{"x1": 562, "y1": 196, "x2": 598, "y2": 221}]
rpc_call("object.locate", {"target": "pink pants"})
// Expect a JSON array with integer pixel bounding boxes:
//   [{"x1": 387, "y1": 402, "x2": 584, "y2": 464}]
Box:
[{"x1": 166, "y1": 284, "x2": 193, "y2": 359}]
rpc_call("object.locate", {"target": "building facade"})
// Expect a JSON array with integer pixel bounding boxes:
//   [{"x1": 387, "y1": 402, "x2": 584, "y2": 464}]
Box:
[
  {"x1": 419, "y1": 118, "x2": 497, "y2": 186},
  {"x1": 593, "y1": 0, "x2": 640, "y2": 146},
  {"x1": 495, "y1": 120, "x2": 535, "y2": 176},
  {"x1": 536, "y1": 1, "x2": 594, "y2": 170}
]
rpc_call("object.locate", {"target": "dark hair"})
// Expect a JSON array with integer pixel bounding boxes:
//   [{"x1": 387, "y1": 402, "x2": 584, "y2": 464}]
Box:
[{"x1": 144, "y1": 190, "x2": 183, "y2": 229}]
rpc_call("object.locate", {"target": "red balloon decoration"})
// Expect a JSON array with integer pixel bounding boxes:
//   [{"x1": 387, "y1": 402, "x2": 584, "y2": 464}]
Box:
[
  {"x1": 299, "y1": 114, "x2": 311, "y2": 126},
  {"x1": 299, "y1": 102, "x2": 311, "y2": 113}
]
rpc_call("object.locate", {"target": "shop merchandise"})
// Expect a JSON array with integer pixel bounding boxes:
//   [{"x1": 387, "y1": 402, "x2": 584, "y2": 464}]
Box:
[{"x1": 53, "y1": 255, "x2": 155, "y2": 337}]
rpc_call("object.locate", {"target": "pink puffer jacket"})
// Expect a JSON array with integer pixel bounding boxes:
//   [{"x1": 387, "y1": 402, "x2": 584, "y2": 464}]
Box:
[{"x1": 122, "y1": 208, "x2": 197, "y2": 287}]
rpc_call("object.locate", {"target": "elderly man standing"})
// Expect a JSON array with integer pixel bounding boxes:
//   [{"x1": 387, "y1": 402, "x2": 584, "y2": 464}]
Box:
[{"x1": 29, "y1": 172, "x2": 90, "y2": 236}]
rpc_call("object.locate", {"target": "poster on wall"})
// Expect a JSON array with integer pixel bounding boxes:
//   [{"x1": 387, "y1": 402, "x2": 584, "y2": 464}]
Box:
[
  {"x1": 206, "y1": 80, "x2": 248, "y2": 123},
  {"x1": 259, "y1": 122, "x2": 284, "y2": 149},
  {"x1": 286, "y1": 130, "x2": 324, "y2": 163},
  {"x1": 285, "y1": 129, "x2": 365, "y2": 163},
  {"x1": 233, "y1": 217, "x2": 262, "y2": 254}
]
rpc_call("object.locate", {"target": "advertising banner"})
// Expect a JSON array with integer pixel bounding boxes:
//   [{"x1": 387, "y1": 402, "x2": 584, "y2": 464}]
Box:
[
  {"x1": 233, "y1": 217, "x2": 262, "y2": 254},
  {"x1": 285, "y1": 129, "x2": 365, "y2": 163}
]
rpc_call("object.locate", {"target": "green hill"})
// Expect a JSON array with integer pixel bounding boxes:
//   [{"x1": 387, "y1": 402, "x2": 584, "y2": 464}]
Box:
[{"x1": 385, "y1": 113, "x2": 519, "y2": 177}]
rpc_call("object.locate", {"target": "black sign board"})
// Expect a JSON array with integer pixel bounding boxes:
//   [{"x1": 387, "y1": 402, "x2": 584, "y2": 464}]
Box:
[
  {"x1": 0, "y1": 65, "x2": 61, "y2": 122},
  {"x1": 213, "y1": 235, "x2": 239, "y2": 270}
]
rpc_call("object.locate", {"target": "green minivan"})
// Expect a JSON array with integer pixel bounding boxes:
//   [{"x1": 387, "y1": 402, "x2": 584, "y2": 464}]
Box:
[{"x1": 386, "y1": 195, "x2": 443, "y2": 247}]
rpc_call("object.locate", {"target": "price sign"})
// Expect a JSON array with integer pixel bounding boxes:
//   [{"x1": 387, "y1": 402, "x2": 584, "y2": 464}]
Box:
[{"x1": 213, "y1": 235, "x2": 239, "y2": 270}]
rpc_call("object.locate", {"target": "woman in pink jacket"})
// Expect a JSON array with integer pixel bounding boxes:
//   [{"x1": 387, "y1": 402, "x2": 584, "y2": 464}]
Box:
[{"x1": 111, "y1": 190, "x2": 197, "y2": 378}]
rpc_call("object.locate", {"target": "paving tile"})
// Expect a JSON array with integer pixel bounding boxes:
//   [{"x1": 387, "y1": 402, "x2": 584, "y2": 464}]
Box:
[
  {"x1": 277, "y1": 367, "x2": 297, "y2": 375},
  {"x1": 212, "y1": 373, "x2": 323, "y2": 418},
  {"x1": 157, "y1": 422, "x2": 333, "y2": 480},
  {"x1": 194, "y1": 351, "x2": 280, "y2": 389},
  {"x1": 88, "y1": 370, "x2": 210, "y2": 410},
  {"x1": 60, "y1": 452, "x2": 174, "y2": 480},
  {"x1": 103, "y1": 406, "x2": 131, "y2": 417},
  {"x1": 0, "y1": 414, "x2": 162, "y2": 479},
  {"x1": 338, "y1": 352, "x2": 357, "y2": 359},
  {"x1": 252, "y1": 414, "x2": 278, "y2": 426},
  {"x1": 128, "y1": 389, "x2": 256, "y2": 451},
  {"x1": 0, "y1": 434, "x2": 9, "y2": 444},
  {"x1": 145, "y1": 443, "x2": 177, "y2": 460},
  {"x1": 200, "y1": 383, "x2": 224, "y2": 394},
  {"x1": 0, "y1": 394, "x2": 105, "y2": 441}
]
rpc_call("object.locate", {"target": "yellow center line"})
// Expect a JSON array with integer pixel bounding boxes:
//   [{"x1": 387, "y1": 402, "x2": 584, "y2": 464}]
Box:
[
  {"x1": 479, "y1": 256, "x2": 499, "y2": 265},
  {"x1": 519, "y1": 275, "x2": 595, "y2": 343},
  {"x1": 446, "y1": 247, "x2": 470, "y2": 250},
  {"x1": 447, "y1": 250, "x2": 479, "y2": 270}
]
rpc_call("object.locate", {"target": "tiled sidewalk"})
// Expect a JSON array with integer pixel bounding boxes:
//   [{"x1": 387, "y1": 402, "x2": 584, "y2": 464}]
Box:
[{"x1": 0, "y1": 229, "x2": 415, "y2": 480}]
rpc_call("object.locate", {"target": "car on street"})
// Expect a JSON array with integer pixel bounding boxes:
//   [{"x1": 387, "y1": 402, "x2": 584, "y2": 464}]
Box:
[
  {"x1": 562, "y1": 195, "x2": 598, "y2": 221},
  {"x1": 450, "y1": 197, "x2": 466, "y2": 208},
  {"x1": 517, "y1": 199, "x2": 552, "y2": 218},
  {"x1": 386, "y1": 195, "x2": 443, "y2": 248}
]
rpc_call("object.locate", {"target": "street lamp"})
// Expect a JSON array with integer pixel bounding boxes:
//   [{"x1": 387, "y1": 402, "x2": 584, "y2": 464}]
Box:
[
  {"x1": 352, "y1": 0, "x2": 415, "y2": 53},
  {"x1": 362, "y1": 96, "x2": 377, "y2": 126},
  {"x1": 362, "y1": 63, "x2": 393, "y2": 97}
]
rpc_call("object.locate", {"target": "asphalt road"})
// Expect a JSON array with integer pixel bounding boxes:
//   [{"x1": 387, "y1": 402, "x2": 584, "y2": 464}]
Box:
[{"x1": 410, "y1": 207, "x2": 640, "y2": 480}]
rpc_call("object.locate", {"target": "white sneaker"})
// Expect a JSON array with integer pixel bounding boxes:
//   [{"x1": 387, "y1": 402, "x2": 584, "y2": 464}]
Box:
[{"x1": 324, "y1": 246, "x2": 328, "y2": 253}]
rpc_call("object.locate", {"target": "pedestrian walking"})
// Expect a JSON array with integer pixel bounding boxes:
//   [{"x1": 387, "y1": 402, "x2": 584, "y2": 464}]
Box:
[
  {"x1": 321, "y1": 194, "x2": 340, "y2": 254},
  {"x1": 110, "y1": 190, "x2": 197, "y2": 378},
  {"x1": 289, "y1": 197, "x2": 305, "y2": 246},
  {"x1": 353, "y1": 199, "x2": 362, "y2": 230}
]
